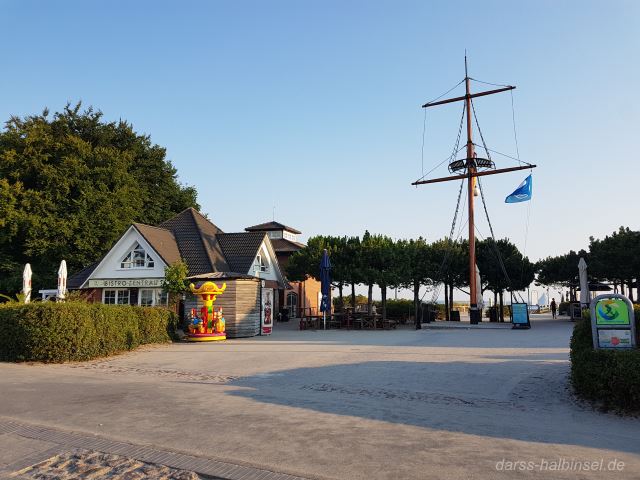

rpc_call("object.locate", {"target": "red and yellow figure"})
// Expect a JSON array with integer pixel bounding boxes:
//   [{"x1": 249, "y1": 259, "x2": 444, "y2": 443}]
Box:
[{"x1": 187, "y1": 282, "x2": 227, "y2": 341}]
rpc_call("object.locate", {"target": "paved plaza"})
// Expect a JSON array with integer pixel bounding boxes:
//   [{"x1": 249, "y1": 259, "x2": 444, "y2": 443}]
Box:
[{"x1": 1, "y1": 315, "x2": 639, "y2": 479}]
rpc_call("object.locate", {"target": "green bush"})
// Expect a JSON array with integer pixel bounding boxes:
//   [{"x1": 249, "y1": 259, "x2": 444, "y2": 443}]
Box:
[
  {"x1": 373, "y1": 299, "x2": 414, "y2": 319},
  {"x1": 570, "y1": 310, "x2": 640, "y2": 413},
  {"x1": 0, "y1": 302, "x2": 177, "y2": 362}
]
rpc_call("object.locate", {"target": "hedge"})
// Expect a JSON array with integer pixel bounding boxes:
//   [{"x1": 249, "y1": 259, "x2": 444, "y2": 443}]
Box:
[
  {"x1": 570, "y1": 308, "x2": 640, "y2": 413},
  {"x1": 373, "y1": 299, "x2": 414, "y2": 319},
  {"x1": 0, "y1": 302, "x2": 177, "y2": 362}
]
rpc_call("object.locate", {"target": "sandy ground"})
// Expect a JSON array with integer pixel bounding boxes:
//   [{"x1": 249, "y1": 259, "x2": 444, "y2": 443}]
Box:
[
  {"x1": 14, "y1": 449, "x2": 199, "y2": 479},
  {"x1": 1, "y1": 314, "x2": 639, "y2": 479}
]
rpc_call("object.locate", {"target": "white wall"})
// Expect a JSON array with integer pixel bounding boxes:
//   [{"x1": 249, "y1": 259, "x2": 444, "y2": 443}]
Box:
[{"x1": 249, "y1": 240, "x2": 283, "y2": 284}]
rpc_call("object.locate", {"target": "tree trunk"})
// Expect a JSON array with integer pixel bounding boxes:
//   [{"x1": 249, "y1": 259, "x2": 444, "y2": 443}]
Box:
[
  {"x1": 620, "y1": 282, "x2": 625, "y2": 296},
  {"x1": 494, "y1": 290, "x2": 498, "y2": 309},
  {"x1": 367, "y1": 284, "x2": 373, "y2": 313},
  {"x1": 414, "y1": 281, "x2": 421, "y2": 329},
  {"x1": 381, "y1": 284, "x2": 387, "y2": 320},
  {"x1": 444, "y1": 282, "x2": 450, "y2": 321},
  {"x1": 628, "y1": 281, "x2": 634, "y2": 303},
  {"x1": 338, "y1": 284, "x2": 343, "y2": 309},
  {"x1": 499, "y1": 291, "x2": 504, "y2": 322},
  {"x1": 351, "y1": 282, "x2": 356, "y2": 308},
  {"x1": 449, "y1": 283, "x2": 454, "y2": 315}
]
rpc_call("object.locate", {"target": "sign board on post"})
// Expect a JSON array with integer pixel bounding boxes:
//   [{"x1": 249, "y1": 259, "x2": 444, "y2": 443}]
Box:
[
  {"x1": 590, "y1": 294, "x2": 636, "y2": 349},
  {"x1": 261, "y1": 288, "x2": 273, "y2": 335},
  {"x1": 511, "y1": 303, "x2": 531, "y2": 329},
  {"x1": 570, "y1": 303, "x2": 583, "y2": 320}
]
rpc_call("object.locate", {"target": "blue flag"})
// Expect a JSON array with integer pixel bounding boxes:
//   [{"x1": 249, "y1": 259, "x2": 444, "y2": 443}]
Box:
[{"x1": 505, "y1": 175, "x2": 532, "y2": 203}]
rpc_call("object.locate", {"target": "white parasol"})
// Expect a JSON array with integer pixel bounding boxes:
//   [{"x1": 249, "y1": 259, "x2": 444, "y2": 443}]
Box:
[
  {"x1": 57, "y1": 260, "x2": 67, "y2": 301},
  {"x1": 23, "y1": 263, "x2": 32, "y2": 304},
  {"x1": 475, "y1": 264, "x2": 484, "y2": 308},
  {"x1": 578, "y1": 257, "x2": 589, "y2": 307}
]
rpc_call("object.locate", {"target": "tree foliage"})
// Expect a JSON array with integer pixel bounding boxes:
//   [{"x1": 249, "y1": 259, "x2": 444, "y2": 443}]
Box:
[
  {"x1": 477, "y1": 238, "x2": 536, "y2": 295},
  {"x1": 536, "y1": 250, "x2": 585, "y2": 288},
  {"x1": 286, "y1": 232, "x2": 534, "y2": 321},
  {"x1": 588, "y1": 227, "x2": 640, "y2": 285},
  {"x1": 162, "y1": 261, "x2": 190, "y2": 305},
  {"x1": 0, "y1": 103, "x2": 199, "y2": 293}
]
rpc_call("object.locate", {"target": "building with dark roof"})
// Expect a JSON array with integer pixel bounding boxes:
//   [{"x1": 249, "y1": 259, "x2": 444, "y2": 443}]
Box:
[
  {"x1": 68, "y1": 208, "x2": 287, "y2": 337},
  {"x1": 245, "y1": 221, "x2": 321, "y2": 318}
]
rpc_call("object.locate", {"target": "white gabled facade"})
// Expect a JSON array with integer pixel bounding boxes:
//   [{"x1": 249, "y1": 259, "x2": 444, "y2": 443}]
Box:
[
  {"x1": 248, "y1": 238, "x2": 286, "y2": 286},
  {"x1": 82, "y1": 226, "x2": 169, "y2": 306}
]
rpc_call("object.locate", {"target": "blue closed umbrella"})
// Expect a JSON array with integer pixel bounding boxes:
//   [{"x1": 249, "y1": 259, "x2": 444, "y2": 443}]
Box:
[{"x1": 319, "y1": 249, "x2": 331, "y2": 329}]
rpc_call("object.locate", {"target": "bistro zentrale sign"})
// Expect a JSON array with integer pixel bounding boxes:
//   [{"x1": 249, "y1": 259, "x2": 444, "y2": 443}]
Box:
[{"x1": 87, "y1": 278, "x2": 164, "y2": 288}]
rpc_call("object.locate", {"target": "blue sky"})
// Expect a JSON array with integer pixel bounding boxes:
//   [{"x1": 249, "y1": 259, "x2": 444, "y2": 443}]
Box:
[{"x1": 1, "y1": 0, "x2": 638, "y2": 271}]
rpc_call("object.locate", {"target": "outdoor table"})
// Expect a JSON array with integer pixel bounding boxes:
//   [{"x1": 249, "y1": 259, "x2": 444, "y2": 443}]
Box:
[
  {"x1": 329, "y1": 313, "x2": 343, "y2": 329},
  {"x1": 299, "y1": 315, "x2": 319, "y2": 330},
  {"x1": 351, "y1": 313, "x2": 364, "y2": 330},
  {"x1": 362, "y1": 315, "x2": 379, "y2": 329}
]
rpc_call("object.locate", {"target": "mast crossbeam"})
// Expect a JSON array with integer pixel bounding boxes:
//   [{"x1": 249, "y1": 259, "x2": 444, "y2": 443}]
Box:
[
  {"x1": 422, "y1": 86, "x2": 515, "y2": 108},
  {"x1": 412, "y1": 164, "x2": 536, "y2": 186}
]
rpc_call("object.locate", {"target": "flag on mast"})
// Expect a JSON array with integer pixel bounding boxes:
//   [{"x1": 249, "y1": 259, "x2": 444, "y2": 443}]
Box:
[{"x1": 505, "y1": 175, "x2": 532, "y2": 203}]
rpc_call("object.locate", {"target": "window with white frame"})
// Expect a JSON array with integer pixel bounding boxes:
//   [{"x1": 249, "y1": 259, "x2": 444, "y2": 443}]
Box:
[
  {"x1": 254, "y1": 254, "x2": 269, "y2": 273},
  {"x1": 103, "y1": 289, "x2": 130, "y2": 305},
  {"x1": 139, "y1": 289, "x2": 154, "y2": 307},
  {"x1": 159, "y1": 290, "x2": 168, "y2": 306},
  {"x1": 120, "y1": 242, "x2": 155, "y2": 269},
  {"x1": 139, "y1": 289, "x2": 169, "y2": 307},
  {"x1": 104, "y1": 290, "x2": 117, "y2": 304}
]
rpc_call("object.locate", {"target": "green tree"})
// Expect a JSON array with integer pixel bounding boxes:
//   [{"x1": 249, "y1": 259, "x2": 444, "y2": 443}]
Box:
[
  {"x1": 0, "y1": 103, "x2": 198, "y2": 293},
  {"x1": 369, "y1": 235, "x2": 397, "y2": 321},
  {"x1": 344, "y1": 236, "x2": 363, "y2": 309},
  {"x1": 162, "y1": 261, "x2": 190, "y2": 306},
  {"x1": 536, "y1": 250, "x2": 586, "y2": 301},
  {"x1": 397, "y1": 238, "x2": 435, "y2": 328},
  {"x1": 477, "y1": 238, "x2": 535, "y2": 320},
  {"x1": 589, "y1": 227, "x2": 640, "y2": 301},
  {"x1": 430, "y1": 239, "x2": 467, "y2": 320}
]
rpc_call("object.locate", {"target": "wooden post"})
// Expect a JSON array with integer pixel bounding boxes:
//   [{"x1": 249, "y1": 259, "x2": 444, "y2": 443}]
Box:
[
  {"x1": 464, "y1": 57, "x2": 479, "y2": 323},
  {"x1": 444, "y1": 282, "x2": 450, "y2": 321}
]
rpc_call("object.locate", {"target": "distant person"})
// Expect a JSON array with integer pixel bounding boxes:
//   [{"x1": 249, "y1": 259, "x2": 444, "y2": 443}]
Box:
[{"x1": 550, "y1": 298, "x2": 557, "y2": 319}]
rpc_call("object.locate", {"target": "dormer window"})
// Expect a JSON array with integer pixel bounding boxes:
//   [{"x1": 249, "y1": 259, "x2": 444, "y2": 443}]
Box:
[
  {"x1": 254, "y1": 254, "x2": 269, "y2": 273},
  {"x1": 121, "y1": 242, "x2": 155, "y2": 269}
]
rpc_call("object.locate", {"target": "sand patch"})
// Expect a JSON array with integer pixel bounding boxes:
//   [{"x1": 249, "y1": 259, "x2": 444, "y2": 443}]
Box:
[{"x1": 13, "y1": 449, "x2": 200, "y2": 479}]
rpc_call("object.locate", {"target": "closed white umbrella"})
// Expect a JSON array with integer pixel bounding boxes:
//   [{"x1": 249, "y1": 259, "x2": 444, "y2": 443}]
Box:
[
  {"x1": 23, "y1": 263, "x2": 32, "y2": 304},
  {"x1": 578, "y1": 257, "x2": 589, "y2": 307},
  {"x1": 475, "y1": 264, "x2": 483, "y2": 308},
  {"x1": 57, "y1": 260, "x2": 67, "y2": 301}
]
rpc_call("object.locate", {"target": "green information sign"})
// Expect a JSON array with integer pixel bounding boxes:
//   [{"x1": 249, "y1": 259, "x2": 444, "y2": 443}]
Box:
[
  {"x1": 595, "y1": 298, "x2": 630, "y2": 326},
  {"x1": 590, "y1": 294, "x2": 636, "y2": 350}
]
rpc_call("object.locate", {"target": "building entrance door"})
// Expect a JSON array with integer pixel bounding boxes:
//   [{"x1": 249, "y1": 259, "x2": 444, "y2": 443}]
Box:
[{"x1": 286, "y1": 292, "x2": 298, "y2": 318}]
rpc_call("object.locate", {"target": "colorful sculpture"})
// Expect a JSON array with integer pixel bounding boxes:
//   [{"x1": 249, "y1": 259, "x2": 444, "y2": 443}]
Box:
[{"x1": 187, "y1": 281, "x2": 227, "y2": 341}]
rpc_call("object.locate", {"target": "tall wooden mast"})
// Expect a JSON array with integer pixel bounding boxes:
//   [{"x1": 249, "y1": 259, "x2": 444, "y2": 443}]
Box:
[
  {"x1": 464, "y1": 56, "x2": 478, "y2": 318},
  {"x1": 413, "y1": 56, "x2": 536, "y2": 323}
]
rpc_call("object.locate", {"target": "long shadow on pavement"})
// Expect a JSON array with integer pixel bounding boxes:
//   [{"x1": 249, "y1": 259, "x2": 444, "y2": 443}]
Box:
[{"x1": 224, "y1": 357, "x2": 640, "y2": 455}]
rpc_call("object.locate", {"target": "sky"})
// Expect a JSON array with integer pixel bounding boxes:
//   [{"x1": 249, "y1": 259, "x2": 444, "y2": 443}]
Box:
[{"x1": 1, "y1": 1, "x2": 639, "y2": 301}]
